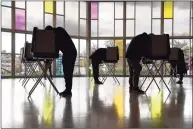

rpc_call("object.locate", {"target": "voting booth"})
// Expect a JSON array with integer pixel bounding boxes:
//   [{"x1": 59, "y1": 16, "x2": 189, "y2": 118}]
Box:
[
  {"x1": 27, "y1": 27, "x2": 59, "y2": 98},
  {"x1": 141, "y1": 34, "x2": 171, "y2": 93}
]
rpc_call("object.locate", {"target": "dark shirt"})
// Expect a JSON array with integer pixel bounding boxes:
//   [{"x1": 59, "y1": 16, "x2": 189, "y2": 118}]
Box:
[
  {"x1": 125, "y1": 32, "x2": 151, "y2": 60},
  {"x1": 44, "y1": 26, "x2": 77, "y2": 56},
  {"x1": 54, "y1": 27, "x2": 77, "y2": 55},
  {"x1": 89, "y1": 48, "x2": 107, "y2": 63}
]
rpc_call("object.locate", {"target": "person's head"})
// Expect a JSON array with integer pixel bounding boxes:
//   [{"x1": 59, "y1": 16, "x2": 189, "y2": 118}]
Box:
[
  {"x1": 45, "y1": 25, "x2": 53, "y2": 30},
  {"x1": 142, "y1": 32, "x2": 147, "y2": 35}
]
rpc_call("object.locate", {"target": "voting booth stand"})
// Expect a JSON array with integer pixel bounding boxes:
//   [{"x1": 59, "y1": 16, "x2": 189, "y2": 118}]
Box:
[
  {"x1": 101, "y1": 47, "x2": 120, "y2": 84},
  {"x1": 19, "y1": 44, "x2": 45, "y2": 88}
]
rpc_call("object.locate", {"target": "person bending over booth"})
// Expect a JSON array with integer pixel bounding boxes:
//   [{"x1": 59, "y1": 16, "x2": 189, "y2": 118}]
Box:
[
  {"x1": 44, "y1": 26, "x2": 77, "y2": 97},
  {"x1": 170, "y1": 48, "x2": 187, "y2": 84},
  {"x1": 89, "y1": 48, "x2": 107, "y2": 84},
  {"x1": 125, "y1": 32, "x2": 153, "y2": 94}
]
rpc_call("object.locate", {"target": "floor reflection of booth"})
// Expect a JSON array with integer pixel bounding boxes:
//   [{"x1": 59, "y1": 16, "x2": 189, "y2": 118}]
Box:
[
  {"x1": 150, "y1": 92, "x2": 164, "y2": 128},
  {"x1": 113, "y1": 86, "x2": 124, "y2": 128},
  {"x1": 42, "y1": 86, "x2": 54, "y2": 128}
]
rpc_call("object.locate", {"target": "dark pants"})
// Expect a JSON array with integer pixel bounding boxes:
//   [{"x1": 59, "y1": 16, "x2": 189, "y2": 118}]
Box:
[
  {"x1": 62, "y1": 51, "x2": 77, "y2": 92},
  {"x1": 170, "y1": 63, "x2": 177, "y2": 77},
  {"x1": 127, "y1": 59, "x2": 142, "y2": 88},
  {"x1": 170, "y1": 63, "x2": 184, "y2": 81},
  {"x1": 91, "y1": 59, "x2": 101, "y2": 82},
  {"x1": 179, "y1": 73, "x2": 183, "y2": 81}
]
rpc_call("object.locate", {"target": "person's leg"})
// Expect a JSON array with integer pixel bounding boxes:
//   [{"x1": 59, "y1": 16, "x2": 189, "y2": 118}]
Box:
[
  {"x1": 170, "y1": 63, "x2": 176, "y2": 77},
  {"x1": 91, "y1": 59, "x2": 103, "y2": 84},
  {"x1": 173, "y1": 64, "x2": 177, "y2": 77},
  {"x1": 170, "y1": 64, "x2": 174, "y2": 76},
  {"x1": 127, "y1": 59, "x2": 134, "y2": 90},
  {"x1": 177, "y1": 72, "x2": 183, "y2": 84},
  {"x1": 60, "y1": 52, "x2": 77, "y2": 97},
  {"x1": 129, "y1": 59, "x2": 144, "y2": 94}
]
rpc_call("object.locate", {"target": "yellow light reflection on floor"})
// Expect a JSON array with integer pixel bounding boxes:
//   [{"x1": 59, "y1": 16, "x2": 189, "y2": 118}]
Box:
[
  {"x1": 150, "y1": 91, "x2": 164, "y2": 127},
  {"x1": 114, "y1": 86, "x2": 124, "y2": 128},
  {"x1": 90, "y1": 80, "x2": 95, "y2": 94},
  {"x1": 43, "y1": 86, "x2": 53, "y2": 128}
]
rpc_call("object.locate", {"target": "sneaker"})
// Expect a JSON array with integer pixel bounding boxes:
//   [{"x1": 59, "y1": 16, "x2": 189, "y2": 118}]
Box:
[
  {"x1": 60, "y1": 90, "x2": 72, "y2": 97},
  {"x1": 176, "y1": 80, "x2": 183, "y2": 84},
  {"x1": 132, "y1": 88, "x2": 145, "y2": 94}
]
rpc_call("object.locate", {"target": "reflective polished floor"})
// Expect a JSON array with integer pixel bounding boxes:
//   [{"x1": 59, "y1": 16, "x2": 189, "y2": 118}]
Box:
[{"x1": 1, "y1": 77, "x2": 192, "y2": 128}]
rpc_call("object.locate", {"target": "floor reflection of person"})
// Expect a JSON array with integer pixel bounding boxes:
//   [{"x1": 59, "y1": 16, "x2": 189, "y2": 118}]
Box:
[
  {"x1": 62, "y1": 98, "x2": 74, "y2": 128},
  {"x1": 128, "y1": 94, "x2": 140, "y2": 127},
  {"x1": 23, "y1": 101, "x2": 39, "y2": 128}
]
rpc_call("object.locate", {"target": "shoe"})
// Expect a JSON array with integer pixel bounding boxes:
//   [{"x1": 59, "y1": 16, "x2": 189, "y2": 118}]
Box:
[
  {"x1": 132, "y1": 88, "x2": 145, "y2": 94},
  {"x1": 176, "y1": 80, "x2": 183, "y2": 84},
  {"x1": 95, "y1": 81, "x2": 103, "y2": 84},
  {"x1": 59, "y1": 90, "x2": 72, "y2": 97}
]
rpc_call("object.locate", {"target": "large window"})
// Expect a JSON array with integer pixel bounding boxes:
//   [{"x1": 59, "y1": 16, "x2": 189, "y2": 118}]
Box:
[
  {"x1": 2, "y1": 7, "x2": 12, "y2": 29},
  {"x1": 1, "y1": 1, "x2": 193, "y2": 77},
  {"x1": 56, "y1": 1, "x2": 64, "y2": 28},
  {"x1": 65, "y1": 2, "x2": 79, "y2": 36},
  {"x1": 15, "y1": 33, "x2": 25, "y2": 76},
  {"x1": 126, "y1": 39, "x2": 131, "y2": 75},
  {"x1": 80, "y1": 39, "x2": 87, "y2": 75},
  {"x1": 27, "y1": 2, "x2": 43, "y2": 30},
  {"x1": 115, "y1": 40, "x2": 123, "y2": 75},
  {"x1": 73, "y1": 39, "x2": 79, "y2": 75},
  {"x1": 135, "y1": 2, "x2": 151, "y2": 35},
  {"x1": 98, "y1": 2, "x2": 114, "y2": 37},
  {"x1": 115, "y1": 2, "x2": 123, "y2": 37},
  {"x1": 173, "y1": 2, "x2": 190, "y2": 36},
  {"x1": 152, "y1": 2, "x2": 161, "y2": 34},
  {"x1": 15, "y1": 9, "x2": 25, "y2": 30},
  {"x1": 1, "y1": 32, "x2": 12, "y2": 76}
]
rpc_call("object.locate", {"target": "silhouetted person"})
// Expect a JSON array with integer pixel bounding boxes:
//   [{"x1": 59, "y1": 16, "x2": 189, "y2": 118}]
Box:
[
  {"x1": 89, "y1": 48, "x2": 107, "y2": 84},
  {"x1": 44, "y1": 26, "x2": 77, "y2": 97},
  {"x1": 170, "y1": 48, "x2": 187, "y2": 84},
  {"x1": 125, "y1": 32, "x2": 152, "y2": 94},
  {"x1": 44, "y1": 59, "x2": 53, "y2": 80}
]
